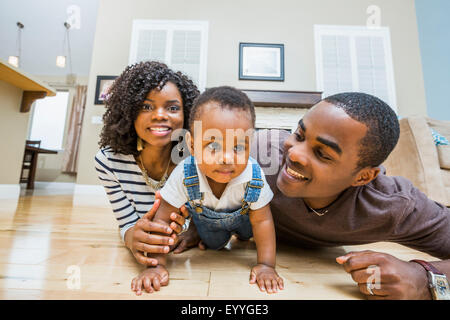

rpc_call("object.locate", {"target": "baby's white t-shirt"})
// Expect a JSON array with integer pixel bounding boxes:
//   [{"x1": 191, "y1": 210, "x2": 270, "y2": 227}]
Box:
[{"x1": 159, "y1": 157, "x2": 273, "y2": 212}]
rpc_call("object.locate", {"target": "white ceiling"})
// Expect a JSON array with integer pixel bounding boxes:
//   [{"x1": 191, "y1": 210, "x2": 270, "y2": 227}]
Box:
[{"x1": 0, "y1": 0, "x2": 99, "y2": 77}]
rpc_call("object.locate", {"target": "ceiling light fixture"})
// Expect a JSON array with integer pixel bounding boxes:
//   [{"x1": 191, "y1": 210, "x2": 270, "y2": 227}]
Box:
[
  {"x1": 56, "y1": 22, "x2": 73, "y2": 71},
  {"x1": 8, "y1": 22, "x2": 24, "y2": 68}
]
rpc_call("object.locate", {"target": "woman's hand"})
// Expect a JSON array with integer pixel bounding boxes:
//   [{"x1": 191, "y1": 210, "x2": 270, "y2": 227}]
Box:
[{"x1": 124, "y1": 191, "x2": 190, "y2": 266}]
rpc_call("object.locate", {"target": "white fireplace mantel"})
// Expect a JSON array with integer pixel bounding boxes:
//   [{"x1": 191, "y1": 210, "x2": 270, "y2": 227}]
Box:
[{"x1": 242, "y1": 90, "x2": 322, "y2": 132}]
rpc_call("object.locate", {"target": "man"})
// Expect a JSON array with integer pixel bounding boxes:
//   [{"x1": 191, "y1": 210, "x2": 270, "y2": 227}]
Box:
[
  {"x1": 145, "y1": 92, "x2": 450, "y2": 299},
  {"x1": 254, "y1": 92, "x2": 450, "y2": 299}
]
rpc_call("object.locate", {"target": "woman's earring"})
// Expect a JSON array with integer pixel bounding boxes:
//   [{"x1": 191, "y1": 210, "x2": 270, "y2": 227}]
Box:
[{"x1": 137, "y1": 137, "x2": 144, "y2": 152}]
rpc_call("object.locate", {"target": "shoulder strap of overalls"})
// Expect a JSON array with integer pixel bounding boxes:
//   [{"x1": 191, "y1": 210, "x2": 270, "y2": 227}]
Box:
[
  {"x1": 183, "y1": 156, "x2": 202, "y2": 201},
  {"x1": 242, "y1": 158, "x2": 264, "y2": 211}
]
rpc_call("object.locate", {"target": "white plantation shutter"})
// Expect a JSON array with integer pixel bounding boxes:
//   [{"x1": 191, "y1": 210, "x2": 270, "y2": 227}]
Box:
[
  {"x1": 129, "y1": 20, "x2": 208, "y2": 91},
  {"x1": 321, "y1": 35, "x2": 353, "y2": 94},
  {"x1": 315, "y1": 25, "x2": 397, "y2": 111},
  {"x1": 355, "y1": 36, "x2": 390, "y2": 105},
  {"x1": 135, "y1": 29, "x2": 167, "y2": 63},
  {"x1": 171, "y1": 30, "x2": 202, "y2": 86}
]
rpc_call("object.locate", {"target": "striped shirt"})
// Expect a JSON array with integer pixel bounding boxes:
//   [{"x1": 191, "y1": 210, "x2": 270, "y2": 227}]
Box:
[{"x1": 94, "y1": 147, "x2": 159, "y2": 242}]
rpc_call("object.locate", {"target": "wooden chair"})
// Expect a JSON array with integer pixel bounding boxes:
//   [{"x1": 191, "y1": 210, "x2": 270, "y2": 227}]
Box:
[{"x1": 20, "y1": 140, "x2": 41, "y2": 187}]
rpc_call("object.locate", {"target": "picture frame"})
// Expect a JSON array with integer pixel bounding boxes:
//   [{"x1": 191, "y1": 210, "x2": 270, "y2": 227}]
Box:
[
  {"x1": 94, "y1": 75, "x2": 117, "y2": 105},
  {"x1": 239, "y1": 43, "x2": 285, "y2": 81}
]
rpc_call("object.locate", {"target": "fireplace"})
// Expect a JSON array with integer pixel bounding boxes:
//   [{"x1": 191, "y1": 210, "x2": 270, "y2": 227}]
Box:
[{"x1": 242, "y1": 90, "x2": 322, "y2": 132}]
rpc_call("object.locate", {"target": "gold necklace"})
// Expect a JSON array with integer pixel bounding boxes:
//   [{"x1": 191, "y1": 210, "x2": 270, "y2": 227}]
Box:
[
  {"x1": 138, "y1": 154, "x2": 170, "y2": 190},
  {"x1": 305, "y1": 202, "x2": 329, "y2": 217}
]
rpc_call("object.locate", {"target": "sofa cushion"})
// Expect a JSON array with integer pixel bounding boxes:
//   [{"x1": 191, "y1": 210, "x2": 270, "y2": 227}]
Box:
[
  {"x1": 446, "y1": 187, "x2": 450, "y2": 206},
  {"x1": 442, "y1": 167, "x2": 450, "y2": 188},
  {"x1": 438, "y1": 145, "x2": 450, "y2": 169}
]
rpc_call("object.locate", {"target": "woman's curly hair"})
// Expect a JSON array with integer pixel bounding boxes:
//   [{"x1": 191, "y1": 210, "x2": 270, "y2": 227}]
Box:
[{"x1": 99, "y1": 61, "x2": 199, "y2": 155}]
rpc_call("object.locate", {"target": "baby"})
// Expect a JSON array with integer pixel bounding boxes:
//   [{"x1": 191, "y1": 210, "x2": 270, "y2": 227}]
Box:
[{"x1": 131, "y1": 86, "x2": 284, "y2": 294}]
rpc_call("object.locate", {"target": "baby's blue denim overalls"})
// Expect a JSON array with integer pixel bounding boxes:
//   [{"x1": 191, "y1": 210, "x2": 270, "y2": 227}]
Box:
[{"x1": 183, "y1": 156, "x2": 264, "y2": 250}]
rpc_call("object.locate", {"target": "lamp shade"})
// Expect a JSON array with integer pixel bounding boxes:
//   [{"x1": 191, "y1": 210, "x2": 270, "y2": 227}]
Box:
[
  {"x1": 56, "y1": 55, "x2": 66, "y2": 68},
  {"x1": 8, "y1": 56, "x2": 19, "y2": 68}
]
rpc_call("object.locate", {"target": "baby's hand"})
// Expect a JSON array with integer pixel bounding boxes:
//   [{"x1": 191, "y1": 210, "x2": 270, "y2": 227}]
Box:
[
  {"x1": 249, "y1": 264, "x2": 284, "y2": 294},
  {"x1": 131, "y1": 265, "x2": 169, "y2": 295}
]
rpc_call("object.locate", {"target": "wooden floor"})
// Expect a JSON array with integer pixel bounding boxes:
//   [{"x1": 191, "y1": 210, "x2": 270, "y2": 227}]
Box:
[{"x1": 0, "y1": 183, "x2": 435, "y2": 300}]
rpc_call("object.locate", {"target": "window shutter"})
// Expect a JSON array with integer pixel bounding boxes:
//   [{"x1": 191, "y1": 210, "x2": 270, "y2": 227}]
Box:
[
  {"x1": 129, "y1": 20, "x2": 208, "y2": 91},
  {"x1": 315, "y1": 25, "x2": 396, "y2": 111},
  {"x1": 135, "y1": 29, "x2": 167, "y2": 64},
  {"x1": 355, "y1": 36, "x2": 390, "y2": 105},
  {"x1": 170, "y1": 30, "x2": 202, "y2": 87},
  {"x1": 320, "y1": 34, "x2": 353, "y2": 96}
]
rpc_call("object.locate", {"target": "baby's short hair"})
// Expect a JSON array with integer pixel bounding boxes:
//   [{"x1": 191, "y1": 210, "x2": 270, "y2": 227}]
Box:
[{"x1": 189, "y1": 86, "x2": 256, "y2": 131}]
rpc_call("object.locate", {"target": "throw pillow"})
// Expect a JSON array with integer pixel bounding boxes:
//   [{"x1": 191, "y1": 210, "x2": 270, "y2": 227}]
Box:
[{"x1": 431, "y1": 128, "x2": 450, "y2": 146}]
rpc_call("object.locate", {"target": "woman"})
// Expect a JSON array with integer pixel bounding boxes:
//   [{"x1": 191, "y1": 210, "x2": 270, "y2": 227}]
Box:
[{"x1": 95, "y1": 61, "x2": 201, "y2": 266}]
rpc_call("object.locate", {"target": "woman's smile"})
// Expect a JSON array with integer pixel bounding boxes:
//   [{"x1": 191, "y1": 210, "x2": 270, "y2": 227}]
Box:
[{"x1": 147, "y1": 125, "x2": 172, "y2": 137}]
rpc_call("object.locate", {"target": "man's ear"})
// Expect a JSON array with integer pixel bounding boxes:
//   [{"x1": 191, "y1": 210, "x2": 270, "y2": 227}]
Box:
[{"x1": 351, "y1": 167, "x2": 380, "y2": 187}]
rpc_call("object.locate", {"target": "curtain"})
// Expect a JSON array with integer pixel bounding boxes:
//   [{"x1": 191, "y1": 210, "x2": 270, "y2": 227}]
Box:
[{"x1": 61, "y1": 85, "x2": 87, "y2": 173}]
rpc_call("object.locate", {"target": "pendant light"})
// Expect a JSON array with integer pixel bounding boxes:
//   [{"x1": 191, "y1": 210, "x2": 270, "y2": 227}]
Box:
[
  {"x1": 56, "y1": 22, "x2": 72, "y2": 71},
  {"x1": 8, "y1": 22, "x2": 24, "y2": 68}
]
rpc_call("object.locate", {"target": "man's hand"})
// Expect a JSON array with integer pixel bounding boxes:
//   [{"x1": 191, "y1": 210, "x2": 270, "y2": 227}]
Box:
[
  {"x1": 336, "y1": 250, "x2": 431, "y2": 300},
  {"x1": 124, "y1": 191, "x2": 190, "y2": 266}
]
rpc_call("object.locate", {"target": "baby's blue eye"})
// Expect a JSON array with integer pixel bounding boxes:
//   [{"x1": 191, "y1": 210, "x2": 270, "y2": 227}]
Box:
[
  {"x1": 207, "y1": 142, "x2": 222, "y2": 152},
  {"x1": 234, "y1": 145, "x2": 245, "y2": 152}
]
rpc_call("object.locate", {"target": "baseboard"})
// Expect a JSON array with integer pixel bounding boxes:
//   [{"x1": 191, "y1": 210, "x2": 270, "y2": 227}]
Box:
[
  {"x1": 73, "y1": 184, "x2": 109, "y2": 207},
  {"x1": 0, "y1": 184, "x2": 21, "y2": 200},
  {"x1": 33, "y1": 181, "x2": 75, "y2": 189}
]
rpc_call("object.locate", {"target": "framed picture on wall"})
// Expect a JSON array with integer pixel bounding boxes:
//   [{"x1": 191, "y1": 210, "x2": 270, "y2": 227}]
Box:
[
  {"x1": 239, "y1": 43, "x2": 285, "y2": 81},
  {"x1": 94, "y1": 75, "x2": 117, "y2": 105}
]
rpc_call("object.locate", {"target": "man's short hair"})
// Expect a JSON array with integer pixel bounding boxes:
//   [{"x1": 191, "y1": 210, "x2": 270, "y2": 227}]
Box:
[{"x1": 324, "y1": 92, "x2": 400, "y2": 170}]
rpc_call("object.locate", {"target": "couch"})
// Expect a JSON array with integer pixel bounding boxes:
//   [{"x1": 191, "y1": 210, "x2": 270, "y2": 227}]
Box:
[{"x1": 382, "y1": 116, "x2": 450, "y2": 207}]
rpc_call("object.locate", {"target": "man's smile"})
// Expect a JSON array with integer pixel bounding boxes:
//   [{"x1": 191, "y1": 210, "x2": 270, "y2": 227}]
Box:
[
  {"x1": 281, "y1": 157, "x2": 310, "y2": 183},
  {"x1": 286, "y1": 166, "x2": 308, "y2": 180}
]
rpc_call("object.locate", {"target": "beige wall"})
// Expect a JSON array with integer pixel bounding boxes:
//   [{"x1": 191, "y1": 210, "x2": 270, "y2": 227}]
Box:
[
  {"x1": 0, "y1": 80, "x2": 30, "y2": 184},
  {"x1": 76, "y1": 0, "x2": 427, "y2": 185}
]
